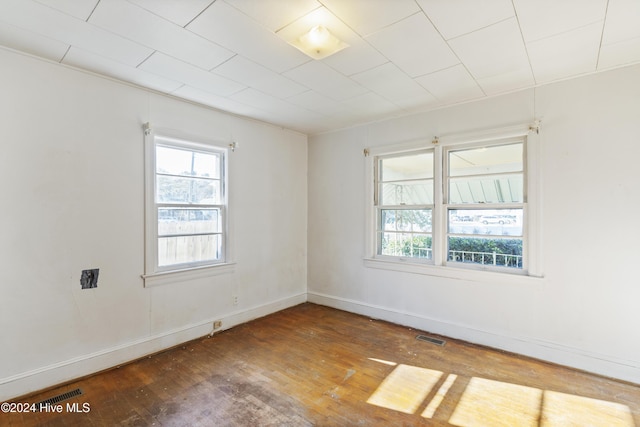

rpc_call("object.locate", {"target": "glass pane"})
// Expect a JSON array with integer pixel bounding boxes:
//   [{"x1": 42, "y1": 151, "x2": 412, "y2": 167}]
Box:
[
  {"x1": 449, "y1": 143, "x2": 522, "y2": 177},
  {"x1": 158, "y1": 234, "x2": 222, "y2": 266},
  {"x1": 156, "y1": 145, "x2": 220, "y2": 179},
  {"x1": 380, "y1": 180, "x2": 433, "y2": 205},
  {"x1": 381, "y1": 209, "x2": 432, "y2": 232},
  {"x1": 448, "y1": 236, "x2": 522, "y2": 268},
  {"x1": 380, "y1": 232, "x2": 432, "y2": 259},
  {"x1": 448, "y1": 209, "x2": 523, "y2": 237},
  {"x1": 449, "y1": 174, "x2": 523, "y2": 203},
  {"x1": 380, "y1": 152, "x2": 433, "y2": 181},
  {"x1": 158, "y1": 208, "x2": 220, "y2": 236},
  {"x1": 156, "y1": 175, "x2": 220, "y2": 204}
]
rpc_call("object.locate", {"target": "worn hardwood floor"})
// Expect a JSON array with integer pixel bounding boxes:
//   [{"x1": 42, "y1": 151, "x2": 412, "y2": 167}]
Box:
[{"x1": 3, "y1": 303, "x2": 639, "y2": 426}]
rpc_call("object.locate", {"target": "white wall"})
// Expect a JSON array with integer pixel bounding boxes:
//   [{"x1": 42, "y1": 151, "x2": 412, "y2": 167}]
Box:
[
  {"x1": 0, "y1": 48, "x2": 307, "y2": 400},
  {"x1": 308, "y1": 65, "x2": 640, "y2": 384}
]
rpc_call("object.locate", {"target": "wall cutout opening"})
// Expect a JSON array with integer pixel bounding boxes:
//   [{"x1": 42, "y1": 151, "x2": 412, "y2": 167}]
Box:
[{"x1": 80, "y1": 269, "x2": 99, "y2": 289}]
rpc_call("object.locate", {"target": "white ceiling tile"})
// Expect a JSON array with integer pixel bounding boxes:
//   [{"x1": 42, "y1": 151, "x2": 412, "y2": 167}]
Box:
[
  {"x1": 34, "y1": 0, "x2": 99, "y2": 21},
  {"x1": 127, "y1": 0, "x2": 213, "y2": 27},
  {"x1": 230, "y1": 88, "x2": 322, "y2": 122},
  {"x1": 172, "y1": 85, "x2": 260, "y2": 117},
  {"x1": 476, "y1": 68, "x2": 535, "y2": 95},
  {"x1": 448, "y1": 18, "x2": 530, "y2": 80},
  {"x1": 0, "y1": 0, "x2": 152, "y2": 66},
  {"x1": 285, "y1": 90, "x2": 352, "y2": 116},
  {"x1": 340, "y1": 92, "x2": 404, "y2": 119},
  {"x1": 322, "y1": 38, "x2": 388, "y2": 76},
  {"x1": 351, "y1": 62, "x2": 436, "y2": 105},
  {"x1": 186, "y1": 1, "x2": 309, "y2": 73},
  {"x1": 416, "y1": 0, "x2": 514, "y2": 40},
  {"x1": 223, "y1": 0, "x2": 321, "y2": 32},
  {"x1": 513, "y1": 0, "x2": 608, "y2": 42},
  {"x1": 321, "y1": 0, "x2": 420, "y2": 37},
  {"x1": 527, "y1": 22, "x2": 602, "y2": 83},
  {"x1": 62, "y1": 47, "x2": 183, "y2": 93},
  {"x1": 602, "y1": 0, "x2": 640, "y2": 45},
  {"x1": 0, "y1": 21, "x2": 69, "y2": 62},
  {"x1": 89, "y1": 0, "x2": 233, "y2": 70},
  {"x1": 416, "y1": 65, "x2": 484, "y2": 103},
  {"x1": 139, "y1": 52, "x2": 246, "y2": 96},
  {"x1": 365, "y1": 12, "x2": 458, "y2": 77},
  {"x1": 598, "y1": 36, "x2": 640, "y2": 70},
  {"x1": 212, "y1": 55, "x2": 308, "y2": 98},
  {"x1": 284, "y1": 61, "x2": 368, "y2": 101}
]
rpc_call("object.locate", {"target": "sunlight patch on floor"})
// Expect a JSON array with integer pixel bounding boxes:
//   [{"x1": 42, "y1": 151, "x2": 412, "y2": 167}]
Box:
[
  {"x1": 449, "y1": 377, "x2": 542, "y2": 427},
  {"x1": 422, "y1": 373, "x2": 457, "y2": 418},
  {"x1": 366, "y1": 364, "x2": 442, "y2": 414},
  {"x1": 541, "y1": 390, "x2": 635, "y2": 427}
]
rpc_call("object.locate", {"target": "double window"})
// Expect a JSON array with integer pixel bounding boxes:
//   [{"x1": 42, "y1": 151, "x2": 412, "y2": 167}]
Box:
[
  {"x1": 371, "y1": 129, "x2": 536, "y2": 275},
  {"x1": 144, "y1": 131, "x2": 228, "y2": 279}
]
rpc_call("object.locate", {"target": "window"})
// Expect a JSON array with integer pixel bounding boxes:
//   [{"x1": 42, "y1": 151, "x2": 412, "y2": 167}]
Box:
[
  {"x1": 368, "y1": 125, "x2": 539, "y2": 277},
  {"x1": 144, "y1": 131, "x2": 228, "y2": 279}
]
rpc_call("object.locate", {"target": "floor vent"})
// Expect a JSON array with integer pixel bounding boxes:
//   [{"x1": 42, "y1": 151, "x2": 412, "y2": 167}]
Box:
[
  {"x1": 35, "y1": 388, "x2": 83, "y2": 410},
  {"x1": 416, "y1": 335, "x2": 446, "y2": 346}
]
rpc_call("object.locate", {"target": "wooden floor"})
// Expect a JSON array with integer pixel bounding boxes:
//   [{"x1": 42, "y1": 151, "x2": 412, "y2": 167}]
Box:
[{"x1": 3, "y1": 303, "x2": 639, "y2": 426}]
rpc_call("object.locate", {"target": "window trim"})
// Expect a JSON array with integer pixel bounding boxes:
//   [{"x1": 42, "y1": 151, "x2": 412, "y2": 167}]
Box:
[
  {"x1": 364, "y1": 123, "x2": 543, "y2": 280},
  {"x1": 143, "y1": 126, "x2": 233, "y2": 286}
]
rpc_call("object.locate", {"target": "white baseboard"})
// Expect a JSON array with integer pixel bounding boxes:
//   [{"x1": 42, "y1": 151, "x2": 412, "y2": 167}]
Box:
[
  {"x1": 308, "y1": 291, "x2": 640, "y2": 385},
  {"x1": 0, "y1": 293, "x2": 307, "y2": 401}
]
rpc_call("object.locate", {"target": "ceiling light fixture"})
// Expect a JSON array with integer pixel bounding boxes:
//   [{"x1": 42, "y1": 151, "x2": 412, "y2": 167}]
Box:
[{"x1": 288, "y1": 25, "x2": 349, "y2": 60}]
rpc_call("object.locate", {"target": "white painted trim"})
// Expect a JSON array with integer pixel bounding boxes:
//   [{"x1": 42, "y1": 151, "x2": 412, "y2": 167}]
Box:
[
  {"x1": 307, "y1": 292, "x2": 640, "y2": 384},
  {"x1": 142, "y1": 262, "x2": 236, "y2": 287},
  {"x1": 0, "y1": 293, "x2": 307, "y2": 401}
]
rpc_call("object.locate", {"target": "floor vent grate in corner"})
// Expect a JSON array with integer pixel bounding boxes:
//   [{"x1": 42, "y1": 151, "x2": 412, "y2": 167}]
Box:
[
  {"x1": 35, "y1": 388, "x2": 83, "y2": 410},
  {"x1": 416, "y1": 335, "x2": 446, "y2": 346}
]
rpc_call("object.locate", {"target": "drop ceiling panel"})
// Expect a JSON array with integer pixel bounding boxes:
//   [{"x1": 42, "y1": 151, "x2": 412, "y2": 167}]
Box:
[
  {"x1": 63, "y1": 47, "x2": 183, "y2": 93},
  {"x1": 139, "y1": 52, "x2": 246, "y2": 97},
  {"x1": 173, "y1": 85, "x2": 260, "y2": 117},
  {"x1": 449, "y1": 18, "x2": 530, "y2": 80},
  {"x1": 527, "y1": 22, "x2": 602, "y2": 83},
  {"x1": 513, "y1": 0, "x2": 608, "y2": 42},
  {"x1": 321, "y1": 0, "x2": 420, "y2": 37},
  {"x1": 598, "y1": 37, "x2": 640, "y2": 70},
  {"x1": 365, "y1": 12, "x2": 459, "y2": 77},
  {"x1": 0, "y1": 0, "x2": 152, "y2": 66},
  {"x1": 212, "y1": 55, "x2": 308, "y2": 99},
  {"x1": 321, "y1": 38, "x2": 388, "y2": 76},
  {"x1": 476, "y1": 67, "x2": 535, "y2": 96},
  {"x1": 284, "y1": 61, "x2": 368, "y2": 101},
  {"x1": 285, "y1": 90, "x2": 352, "y2": 117},
  {"x1": 351, "y1": 62, "x2": 436, "y2": 105},
  {"x1": 0, "y1": 21, "x2": 69, "y2": 62},
  {"x1": 186, "y1": 1, "x2": 309, "y2": 73},
  {"x1": 34, "y1": 0, "x2": 99, "y2": 21},
  {"x1": 127, "y1": 0, "x2": 213, "y2": 27},
  {"x1": 224, "y1": 0, "x2": 321, "y2": 32},
  {"x1": 416, "y1": 0, "x2": 514, "y2": 40},
  {"x1": 340, "y1": 92, "x2": 404, "y2": 119},
  {"x1": 90, "y1": 0, "x2": 233, "y2": 71},
  {"x1": 416, "y1": 65, "x2": 484, "y2": 103},
  {"x1": 601, "y1": 0, "x2": 640, "y2": 45}
]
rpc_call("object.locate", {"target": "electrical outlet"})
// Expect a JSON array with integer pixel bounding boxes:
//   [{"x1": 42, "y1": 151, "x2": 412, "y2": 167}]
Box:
[
  {"x1": 213, "y1": 320, "x2": 222, "y2": 329},
  {"x1": 233, "y1": 295, "x2": 238, "y2": 305}
]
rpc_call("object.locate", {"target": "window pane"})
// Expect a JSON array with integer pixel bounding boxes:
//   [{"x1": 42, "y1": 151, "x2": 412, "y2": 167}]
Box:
[
  {"x1": 158, "y1": 234, "x2": 222, "y2": 266},
  {"x1": 381, "y1": 152, "x2": 433, "y2": 181},
  {"x1": 156, "y1": 145, "x2": 220, "y2": 178},
  {"x1": 448, "y1": 236, "x2": 522, "y2": 268},
  {"x1": 449, "y1": 209, "x2": 523, "y2": 236},
  {"x1": 380, "y1": 232, "x2": 432, "y2": 259},
  {"x1": 156, "y1": 175, "x2": 220, "y2": 204},
  {"x1": 380, "y1": 180, "x2": 433, "y2": 205},
  {"x1": 449, "y1": 143, "x2": 522, "y2": 177},
  {"x1": 381, "y1": 209, "x2": 432, "y2": 232},
  {"x1": 158, "y1": 208, "x2": 220, "y2": 236},
  {"x1": 449, "y1": 174, "x2": 523, "y2": 203}
]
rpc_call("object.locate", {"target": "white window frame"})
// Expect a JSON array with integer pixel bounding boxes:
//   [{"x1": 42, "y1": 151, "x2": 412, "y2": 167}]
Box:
[
  {"x1": 364, "y1": 124, "x2": 543, "y2": 283},
  {"x1": 142, "y1": 126, "x2": 234, "y2": 287}
]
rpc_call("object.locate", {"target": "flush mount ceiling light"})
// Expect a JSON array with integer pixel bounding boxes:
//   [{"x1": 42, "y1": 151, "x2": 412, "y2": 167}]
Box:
[{"x1": 288, "y1": 25, "x2": 349, "y2": 60}]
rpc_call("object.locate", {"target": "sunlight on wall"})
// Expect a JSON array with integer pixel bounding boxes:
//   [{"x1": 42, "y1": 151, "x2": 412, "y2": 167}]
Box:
[{"x1": 366, "y1": 359, "x2": 636, "y2": 426}]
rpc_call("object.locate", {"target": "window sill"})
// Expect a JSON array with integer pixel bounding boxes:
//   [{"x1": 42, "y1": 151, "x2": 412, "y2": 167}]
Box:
[
  {"x1": 363, "y1": 258, "x2": 544, "y2": 285},
  {"x1": 142, "y1": 263, "x2": 236, "y2": 288}
]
